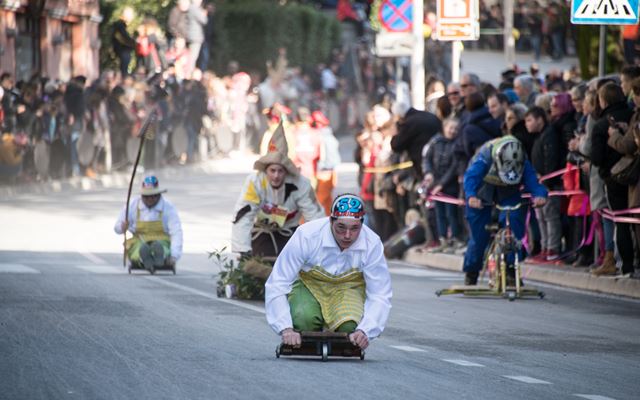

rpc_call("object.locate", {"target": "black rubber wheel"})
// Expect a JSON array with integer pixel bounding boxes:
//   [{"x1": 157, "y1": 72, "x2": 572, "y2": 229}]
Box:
[
  {"x1": 435, "y1": 291, "x2": 441, "y2": 297},
  {"x1": 321, "y1": 343, "x2": 328, "y2": 362},
  {"x1": 360, "y1": 351, "x2": 365, "y2": 360},
  {"x1": 508, "y1": 292, "x2": 516, "y2": 301},
  {"x1": 127, "y1": 267, "x2": 131, "y2": 275},
  {"x1": 149, "y1": 267, "x2": 155, "y2": 275},
  {"x1": 172, "y1": 267, "x2": 176, "y2": 275},
  {"x1": 275, "y1": 345, "x2": 281, "y2": 359},
  {"x1": 539, "y1": 292, "x2": 545, "y2": 299}
]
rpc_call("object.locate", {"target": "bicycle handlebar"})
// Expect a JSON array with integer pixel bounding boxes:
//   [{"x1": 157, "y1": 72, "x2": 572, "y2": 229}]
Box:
[{"x1": 495, "y1": 203, "x2": 523, "y2": 212}]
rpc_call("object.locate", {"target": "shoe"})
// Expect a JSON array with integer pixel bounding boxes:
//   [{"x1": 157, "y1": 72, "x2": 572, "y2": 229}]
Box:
[
  {"x1": 85, "y1": 167, "x2": 97, "y2": 179},
  {"x1": 427, "y1": 238, "x2": 448, "y2": 253},
  {"x1": 528, "y1": 249, "x2": 548, "y2": 262},
  {"x1": 464, "y1": 271, "x2": 479, "y2": 286},
  {"x1": 591, "y1": 251, "x2": 617, "y2": 276},
  {"x1": 450, "y1": 238, "x2": 467, "y2": 250},
  {"x1": 139, "y1": 243, "x2": 155, "y2": 272},
  {"x1": 545, "y1": 250, "x2": 560, "y2": 261},
  {"x1": 150, "y1": 241, "x2": 166, "y2": 266}
]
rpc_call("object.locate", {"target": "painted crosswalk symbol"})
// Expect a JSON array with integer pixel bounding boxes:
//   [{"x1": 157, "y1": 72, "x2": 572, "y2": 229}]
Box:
[{"x1": 571, "y1": 0, "x2": 640, "y2": 24}]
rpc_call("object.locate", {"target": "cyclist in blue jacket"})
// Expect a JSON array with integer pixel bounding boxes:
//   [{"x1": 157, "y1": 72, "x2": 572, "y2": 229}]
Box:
[{"x1": 463, "y1": 135, "x2": 548, "y2": 285}]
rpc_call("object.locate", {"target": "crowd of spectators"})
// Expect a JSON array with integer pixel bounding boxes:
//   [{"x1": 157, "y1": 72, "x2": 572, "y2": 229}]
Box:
[
  {"x1": 0, "y1": 0, "x2": 388, "y2": 185},
  {"x1": 355, "y1": 63, "x2": 640, "y2": 279}
]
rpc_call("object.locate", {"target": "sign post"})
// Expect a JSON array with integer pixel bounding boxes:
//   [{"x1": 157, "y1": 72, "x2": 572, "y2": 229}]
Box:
[
  {"x1": 375, "y1": 0, "x2": 425, "y2": 110},
  {"x1": 411, "y1": 0, "x2": 424, "y2": 110},
  {"x1": 570, "y1": 0, "x2": 640, "y2": 76},
  {"x1": 435, "y1": 0, "x2": 479, "y2": 41},
  {"x1": 435, "y1": 0, "x2": 479, "y2": 83}
]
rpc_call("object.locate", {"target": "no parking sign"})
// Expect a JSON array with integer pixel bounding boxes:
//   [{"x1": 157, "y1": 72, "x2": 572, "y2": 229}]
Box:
[{"x1": 378, "y1": 0, "x2": 413, "y2": 32}]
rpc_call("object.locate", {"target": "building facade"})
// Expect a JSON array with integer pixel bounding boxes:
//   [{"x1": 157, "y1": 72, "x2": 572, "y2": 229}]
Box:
[{"x1": 0, "y1": 0, "x2": 101, "y2": 82}]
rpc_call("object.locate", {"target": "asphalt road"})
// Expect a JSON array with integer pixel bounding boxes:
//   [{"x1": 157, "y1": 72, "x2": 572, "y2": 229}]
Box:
[{"x1": 1, "y1": 157, "x2": 639, "y2": 400}]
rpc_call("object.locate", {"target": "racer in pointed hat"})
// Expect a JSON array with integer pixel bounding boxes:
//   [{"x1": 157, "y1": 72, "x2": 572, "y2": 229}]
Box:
[{"x1": 232, "y1": 122, "x2": 325, "y2": 258}]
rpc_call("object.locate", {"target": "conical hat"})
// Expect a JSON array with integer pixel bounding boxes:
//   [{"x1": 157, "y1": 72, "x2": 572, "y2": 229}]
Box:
[{"x1": 253, "y1": 121, "x2": 298, "y2": 176}]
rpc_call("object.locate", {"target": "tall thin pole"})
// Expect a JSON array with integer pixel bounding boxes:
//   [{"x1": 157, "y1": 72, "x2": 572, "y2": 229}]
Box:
[
  {"x1": 452, "y1": 41, "x2": 461, "y2": 83},
  {"x1": 598, "y1": 25, "x2": 606, "y2": 77},
  {"x1": 411, "y1": 0, "x2": 425, "y2": 110},
  {"x1": 504, "y1": 0, "x2": 515, "y2": 66}
]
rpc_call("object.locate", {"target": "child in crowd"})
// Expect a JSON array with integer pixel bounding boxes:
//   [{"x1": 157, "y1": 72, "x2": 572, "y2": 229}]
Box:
[{"x1": 422, "y1": 117, "x2": 464, "y2": 253}]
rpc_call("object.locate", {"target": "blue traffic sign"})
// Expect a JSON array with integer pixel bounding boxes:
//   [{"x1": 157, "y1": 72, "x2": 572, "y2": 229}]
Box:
[
  {"x1": 379, "y1": 0, "x2": 413, "y2": 32},
  {"x1": 571, "y1": 0, "x2": 640, "y2": 25}
]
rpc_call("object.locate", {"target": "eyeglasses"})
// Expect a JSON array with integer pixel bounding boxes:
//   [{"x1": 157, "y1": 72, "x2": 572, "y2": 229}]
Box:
[{"x1": 447, "y1": 91, "x2": 460, "y2": 96}]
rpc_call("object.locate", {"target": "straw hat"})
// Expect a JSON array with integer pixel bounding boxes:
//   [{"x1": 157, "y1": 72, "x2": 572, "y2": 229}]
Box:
[
  {"x1": 140, "y1": 175, "x2": 167, "y2": 196},
  {"x1": 253, "y1": 122, "x2": 298, "y2": 176}
]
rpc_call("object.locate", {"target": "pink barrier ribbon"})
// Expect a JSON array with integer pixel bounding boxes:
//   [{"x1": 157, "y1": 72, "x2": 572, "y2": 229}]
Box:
[
  {"x1": 601, "y1": 208, "x2": 640, "y2": 224},
  {"x1": 426, "y1": 194, "x2": 465, "y2": 206},
  {"x1": 538, "y1": 165, "x2": 578, "y2": 182}
]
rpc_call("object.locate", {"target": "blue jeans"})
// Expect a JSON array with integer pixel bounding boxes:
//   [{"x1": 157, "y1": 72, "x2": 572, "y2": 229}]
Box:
[
  {"x1": 530, "y1": 35, "x2": 542, "y2": 61},
  {"x1": 435, "y1": 202, "x2": 461, "y2": 239},
  {"x1": 463, "y1": 204, "x2": 526, "y2": 273},
  {"x1": 551, "y1": 31, "x2": 564, "y2": 59},
  {"x1": 117, "y1": 50, "x2": 132, "y2": 76},
  {"x1": 603, "y1": 213, "x2": 615, "y2": 252}
]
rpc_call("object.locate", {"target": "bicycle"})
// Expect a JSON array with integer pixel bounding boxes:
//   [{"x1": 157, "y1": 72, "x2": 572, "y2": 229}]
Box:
[{"x1": 436, "y1": 202, "x2": 545, "y2": 301}]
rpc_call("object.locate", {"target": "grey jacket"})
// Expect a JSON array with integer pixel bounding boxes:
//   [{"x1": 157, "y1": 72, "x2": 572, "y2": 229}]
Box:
[
  {"x1": 579, "y1": 115, "x2": 607, "y2": 210},
  {"x1": 187, "y1": 5, "x2": 207, "y2": 44}
]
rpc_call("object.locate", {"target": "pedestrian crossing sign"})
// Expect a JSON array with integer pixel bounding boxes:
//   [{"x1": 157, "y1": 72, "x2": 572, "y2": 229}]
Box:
[{"x1": 571, "y1": 0, "x2": 640, "y2": 25}]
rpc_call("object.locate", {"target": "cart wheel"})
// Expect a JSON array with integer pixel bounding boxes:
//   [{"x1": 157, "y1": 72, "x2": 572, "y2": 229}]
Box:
[
  {"x1": 149, "y1": 266, "x2": 155, "y2": 275},
  {"x1": 275, "y1": 345, "x2": 281, "y2": 359},
  {"x1": 172, "y1": 267, "x2": 176, "y2": 275},
  {"x1": 321, "y1": 343, "x2": 328, "y2": 362},
  {"x1": 360, "y1": 351, "x2": 365, "y2": 360},
  {"x1": 508, "y1": 292, "x2": 516, "y2": 301},
  {"x1": 539, "y1": 291, "x2": 545, "y2": 299},
  {"x1": 435, "y1": 290, "x2": 442, "y2": 297},
  {"x1": 127, "y1": 266, "x2": 131, "y2": 274}
]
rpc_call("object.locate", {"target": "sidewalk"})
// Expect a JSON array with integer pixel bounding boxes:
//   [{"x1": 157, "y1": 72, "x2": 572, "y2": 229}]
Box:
[{"x1": 404, "y1": 247, "x2": 640, "y2": 300}]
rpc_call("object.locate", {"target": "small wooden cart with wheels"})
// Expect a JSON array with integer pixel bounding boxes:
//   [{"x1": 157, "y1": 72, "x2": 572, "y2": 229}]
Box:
[
  {"x1": 275, "y1": 331, "x2": 364, "y2": 362},
  {"x1": 128, "y1": 260, "x2": 176, "y2": 275}
]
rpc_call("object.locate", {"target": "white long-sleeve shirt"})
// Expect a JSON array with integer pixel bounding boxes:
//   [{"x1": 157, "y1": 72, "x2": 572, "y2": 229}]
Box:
[
  {"x1": 114, "y1": 196, "x2": 184, "y2": 260},
  {"x1": 265, "y1": 217, "x2": 392, "y2": 339}
]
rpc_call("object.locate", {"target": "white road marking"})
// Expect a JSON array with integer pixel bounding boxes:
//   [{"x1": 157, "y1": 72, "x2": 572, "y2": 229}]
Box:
[
  {"x1": 145, "y1": 276, "x2": 265, "y2": 314},
  {"x1": 503, "y1": 376, "x2": 552, "y2": 384},
  {"x1": 390, "y1": 345, "x2": 426, "y2": 352},
  {"x1": 0, "y1": 263, "x2": 40, "y2": 274},
  {"x1": 74, "y1": 265, "x2": 125, "y2": 274},
  {"x1": 78, "y1": 251, "x2": 108, "y2": 265},
  {"x1": 574, "y1": 395, "x2": 617, "y2": 400},
  {"x1": 442, "y1": 359, "x2": 485, "y2": 367}
]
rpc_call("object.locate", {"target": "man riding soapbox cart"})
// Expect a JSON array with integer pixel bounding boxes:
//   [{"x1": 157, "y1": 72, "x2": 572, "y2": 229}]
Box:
[
  {"x1": 215, "y1": 255, "x2": 367, "y2": 362},
  {"x1": 436, "y1": 203, "x2": 545, "y2": 301}
]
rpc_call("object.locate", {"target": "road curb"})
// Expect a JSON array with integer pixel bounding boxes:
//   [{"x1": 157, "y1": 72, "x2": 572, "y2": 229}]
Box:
[{"x1": 403, "y1": 247, "x2": 640, "y2": 299}]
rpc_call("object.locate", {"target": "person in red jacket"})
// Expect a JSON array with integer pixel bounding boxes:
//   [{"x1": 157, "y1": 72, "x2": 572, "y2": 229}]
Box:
[{"x1": 562, "y1": 154, "x2": 592, "y2": 267}]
